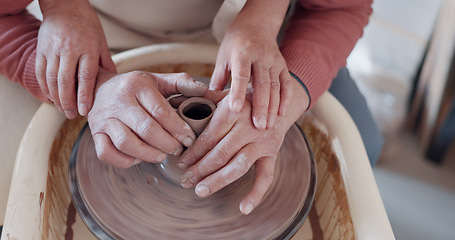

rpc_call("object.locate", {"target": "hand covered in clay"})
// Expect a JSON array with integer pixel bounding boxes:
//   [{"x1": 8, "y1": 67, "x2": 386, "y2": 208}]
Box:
[
  {"x1": 210, "y1": 0, "x2": 293, "y2": 129},
  {"x1": 87, "y1": 69, "x2": 208, "y2": 168},
  {"x1": 179, "y1": 81, "x2": 309, "y2": 215},
  {"x1": 36, "y1": 0, "x2": 115, "y2": 119}
]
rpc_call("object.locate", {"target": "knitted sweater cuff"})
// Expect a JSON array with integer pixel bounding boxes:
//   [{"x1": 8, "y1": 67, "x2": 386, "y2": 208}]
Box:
[
  {"x1": 281, "y1": 47, "x2": 333, "y2": 110},
  {"x1": 23, "y1": 50, "x2": 50, "y2": 103}
]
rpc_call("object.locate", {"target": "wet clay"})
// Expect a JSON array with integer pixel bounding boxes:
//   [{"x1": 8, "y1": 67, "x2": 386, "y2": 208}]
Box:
[
  {"x1": 181, "y1": 101, "x2": 212, "y2": 119},
  {"x1": 43, "y1": 116, "x2": 87, "y2": 240},
  {"x1": 71, "y1": 123, "x2": 314, "y2": 239},
  {"x1": 299, "y1": 115, "x2": 355, "y2": 239},
  {"x1": 158, "y1": 97, "x2": 216, "y2": 184},
  {"x1": 64, "y1": 202, "x2": 77, "y2": 240},
  {"x1": 177, "y1": 97, "x2": 216, "y2": 136},
  {"x1": 309, "y1": 205, "x2": 324, "y2": 240}
]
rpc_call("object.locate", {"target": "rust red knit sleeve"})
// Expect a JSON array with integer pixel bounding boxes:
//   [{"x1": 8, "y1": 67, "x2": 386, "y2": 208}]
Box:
[
  {"x1": 280, "y1": 0, "x2": 372, "y2": 109},
  {"x1": 0, "y1": 1, "x2": 49, "y2": 102}
]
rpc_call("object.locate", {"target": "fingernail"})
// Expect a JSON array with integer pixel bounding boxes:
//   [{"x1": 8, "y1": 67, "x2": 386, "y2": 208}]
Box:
[
  {"x1": 65, "y1": 110, "x2": 77, "y2": 119},
  {"x1": 183, "y1": 137, "x2": 194, "y2": 148},
  {"x1": 156, "y1": 153, "x2": 167, "y2": 162},
  {"x1": 184, "y1": 123, "x2": 192, "y2": 131},
  {"x1": 253, "y1": 115, "x2": 267, "y2": 129},
  {"x1": 196, "y1": 81, "x2": 208, "y2": 88},
  {"x1": 231, "y1": 100, "x2": 242, "y2": 112},
  {"x1": 79, "y1": 103, "x2": 89, "y2": 116},
  {"x1": 241, "y1": 202, "x2": 254, "y2": 215},
  {"x1": 172, "y1": 148, "x2": 184, "y2": 156},
  {"x1": 178, "y1": 162, "x2": 187, "y2": 169},
  {"x1": 190, "y1": 81, "x2": 208, "y2": 96},
  {"x1": 195, "y1": 184, "x2": 210, "y2": 197},
  {"x1": 180, "y1": 171, "x2": 194, "y2": 187},
  {"x1": 279, "y1": 105, "x2": 287, "y2": 115},
  {"x1": 133, "y1": 159, "x2": 142, "y2": 165}
]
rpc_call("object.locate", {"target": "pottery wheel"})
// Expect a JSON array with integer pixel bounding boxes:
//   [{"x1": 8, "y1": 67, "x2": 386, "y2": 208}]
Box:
[{"x1": 69, "y1": 124, "x2": 316, "y2": 239}]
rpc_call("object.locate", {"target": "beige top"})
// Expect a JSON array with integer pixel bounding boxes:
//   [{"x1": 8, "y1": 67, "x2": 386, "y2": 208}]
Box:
[{"x1": 88, "y1": 0, "x2": 236, "y2": 49}]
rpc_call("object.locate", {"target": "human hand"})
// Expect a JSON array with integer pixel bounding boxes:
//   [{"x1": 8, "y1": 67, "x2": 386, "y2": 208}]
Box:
[
  {"x1": 87, "y1": 69, "x2": 208, "y2": 168},
  {"x1": 178, "y1": 85, "x2": 308, "y2": 215},
  {"x1": 36, "y1": 0, "x2": 115, "y2": 119},
  {"x1": 210, "y1": 1, "x2": 292, "y2": 129}
]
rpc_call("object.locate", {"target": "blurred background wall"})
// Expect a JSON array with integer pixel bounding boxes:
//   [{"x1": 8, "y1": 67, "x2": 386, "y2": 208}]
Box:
[{"x1": 347, "y1": 0, "x2": 455, "y2": 239}]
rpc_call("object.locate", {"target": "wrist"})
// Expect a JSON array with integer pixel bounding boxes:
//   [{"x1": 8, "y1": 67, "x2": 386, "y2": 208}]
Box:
[
  {"x1": 288, "y1": 73, "x2": 310, "y2": 116},
  {"x1": 94, "y1": 68, "x2": 115, "y2": 92},
  {"x1": 235, "y1": 0, "x2": 290, "y2": 37},
  {"x1": 289, "y1": 71, "x2": 311, "y2": 111},
  {"x1": 39, "y1": 0, "x2": 91, "y2": 16},
  {"x1": 275, "y1": 73, "x2": 310, "y2": 132}
]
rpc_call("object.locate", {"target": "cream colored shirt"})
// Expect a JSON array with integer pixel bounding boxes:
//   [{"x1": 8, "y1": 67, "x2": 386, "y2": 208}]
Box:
[{"x1": 89, "y1": 0, "x2": 246, "y2": 50}]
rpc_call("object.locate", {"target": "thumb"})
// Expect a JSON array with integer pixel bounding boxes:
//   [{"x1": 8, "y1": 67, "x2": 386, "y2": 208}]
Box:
[{"x1": 154, "y1": 73, "x2": 209, "y2": 98}]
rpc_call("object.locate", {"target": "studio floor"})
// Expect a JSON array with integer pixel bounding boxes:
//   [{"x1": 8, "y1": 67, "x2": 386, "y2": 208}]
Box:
[{"x1": 347, "y1": 0, "x2": 455, "y2": 239}]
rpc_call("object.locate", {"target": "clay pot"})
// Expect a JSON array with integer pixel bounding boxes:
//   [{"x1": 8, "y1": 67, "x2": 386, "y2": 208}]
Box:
[
  {"x1": 158, "y1": 96, "x2": 216, "y2": 185},
  {"x1": 176, "y1": 97, "x2": 216, "y2": 136}
]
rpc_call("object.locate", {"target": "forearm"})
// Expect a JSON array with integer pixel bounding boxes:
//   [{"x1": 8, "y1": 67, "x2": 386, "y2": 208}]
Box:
[
  {"x1": 233, "y1": 0, "x2": 291, "y2": 38},
  {"x1": 0, "y1": 9, "x2": 48, "y2": 102},
  {"x1": 0, "y1": 0, "x2": 32, "y2": 15},
  {"x1": 281, "y1": 0, "x2": 373, "y2": 109}
]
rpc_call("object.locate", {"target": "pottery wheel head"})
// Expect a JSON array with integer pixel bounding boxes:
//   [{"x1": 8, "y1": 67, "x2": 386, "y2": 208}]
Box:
[{"x1": 69, "y1": 124, "x2": 316, "y2": 239}]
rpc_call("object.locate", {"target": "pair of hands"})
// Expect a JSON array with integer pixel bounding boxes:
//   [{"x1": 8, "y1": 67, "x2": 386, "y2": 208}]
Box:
[
  {"x1": 88, "y1": 69, "x2": 308, "y2": 214},
  {"x1": 211, "y1": 11, "x2": 293, "y2": 129},
  {"x1": 36, "y1": 0, "x2": 302, "y2": 214},
  {"x1": 36, "y1": 0, "x2": 294, "y2": 130}
]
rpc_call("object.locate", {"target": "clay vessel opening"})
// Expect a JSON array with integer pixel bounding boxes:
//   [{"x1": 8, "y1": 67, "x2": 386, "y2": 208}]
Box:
[
  {"x1": 176, "y1": 97, "x2": 216, "y2": 136},
  {"x1": 182, "y1": 102, "x2": 213, "y2": 120}
]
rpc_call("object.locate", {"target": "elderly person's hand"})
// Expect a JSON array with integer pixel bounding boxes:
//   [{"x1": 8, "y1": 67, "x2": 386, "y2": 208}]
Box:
[
  {"x1": 179, "y1": 78, "x2": 309, "y2": 215},
  {"x1": 36, "y1": 0, "x2": 114, "y2": 119},
  {"x1": 87, "y1": 69, "x2": 208, "y2": 168},
  {"x1": 210, "y1": 0, "x2": 292, "y2": 129}
]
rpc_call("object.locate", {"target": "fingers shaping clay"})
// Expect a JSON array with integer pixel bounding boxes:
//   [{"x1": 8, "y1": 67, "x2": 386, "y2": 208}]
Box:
[
  {"x1": 69, "y1": 97, "x2": 315, "y2": 239},
  {"x1": 158, "y1": 97, "x2": 216, "y2": 184}
]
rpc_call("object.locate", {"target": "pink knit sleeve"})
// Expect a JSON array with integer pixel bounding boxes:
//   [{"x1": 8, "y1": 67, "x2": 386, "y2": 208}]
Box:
[
  {"x1": 0, "y1": 1, "x2": 49, "y2": 102},
  {"x1": 0, "y1": 0, "x2": 33, "y2": 15},
  {"x1": 280, "y1": 0, "x2": 372, "y2": 109}
]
